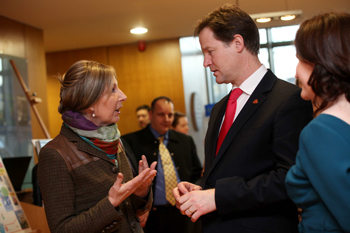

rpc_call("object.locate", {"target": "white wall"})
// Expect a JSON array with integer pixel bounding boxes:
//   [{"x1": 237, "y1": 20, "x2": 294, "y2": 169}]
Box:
[{"x1": 179, "y1": 37, "x2": 209, "y2": 164}]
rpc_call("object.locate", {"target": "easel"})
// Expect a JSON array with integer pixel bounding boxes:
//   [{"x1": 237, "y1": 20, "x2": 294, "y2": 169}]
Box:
[
  {"x1": 10, "y1": 60, "x2": 51, "y2": 139},
  {"x1": 9, "y1": 60, "x2": 51, "y2": 233}
]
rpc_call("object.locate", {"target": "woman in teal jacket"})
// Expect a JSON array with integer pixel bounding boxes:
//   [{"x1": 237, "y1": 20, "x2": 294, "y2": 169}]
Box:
[{"x1": 285, "y1": 12, "x2": 350, "y2": 233}]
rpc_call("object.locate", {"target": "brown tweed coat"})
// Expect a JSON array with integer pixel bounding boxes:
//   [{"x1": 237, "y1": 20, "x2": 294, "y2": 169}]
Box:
[{"x1": 38, "y1": 125, "x2": 152, "y2": 233}]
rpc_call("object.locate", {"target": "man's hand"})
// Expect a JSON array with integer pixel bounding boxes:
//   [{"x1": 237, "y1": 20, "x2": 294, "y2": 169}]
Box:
[{"x1": 173, "y1": 182, "x2": 216, "y2": 222}]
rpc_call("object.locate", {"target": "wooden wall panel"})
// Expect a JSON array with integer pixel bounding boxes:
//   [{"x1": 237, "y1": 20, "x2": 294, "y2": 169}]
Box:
[
  {"x1": 108, "y1": 39, "x2": 185, "y2": 135},
  {"x1": 0, "y1": 16, "x2": 26, "y2": 57},
  {"x1": 0, "y1": 15, "x2": 48, "y2": 145},
  {"x1": 46, "y1": 39, "x2": 185, "y2": 136},
  {"x1": 46, "y1": 47, "x2": 108, "y2": 137},
  {"x1": 25, "y1": 26, "x2": 50, "y2": 140}
]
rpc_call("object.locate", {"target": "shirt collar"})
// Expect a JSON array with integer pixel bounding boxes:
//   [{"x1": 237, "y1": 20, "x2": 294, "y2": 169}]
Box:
[
  {"x1": 149, "y1": 125, "x2": 169, "y2": 140},
  {"x1": 234, "y1": 64, "x2": 267, "y2": 95}
]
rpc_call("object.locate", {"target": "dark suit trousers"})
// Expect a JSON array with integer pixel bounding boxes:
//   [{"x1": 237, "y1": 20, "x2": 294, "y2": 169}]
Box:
[{"x1": 144, "y1": 206, "x2": 202, "y2": 233}]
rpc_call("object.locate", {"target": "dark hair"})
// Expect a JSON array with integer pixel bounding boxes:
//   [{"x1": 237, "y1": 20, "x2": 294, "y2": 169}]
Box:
[
  {"x1": 136, "y1": 105, "x2": 151, "y2": 112},
  {"x1": 58, "y1": 60, "x2": 116, "y2": 114},
  {"x1": 172, "y1": 111, "x2": 186, "y2": 128},
  {"x1": 194, "y1": 3, "x2": 260, "y2": 55},
  {"x1": 151, "y1": 96, "x2": 173, "y2": 111},
  {"x1": 295, "y1": 12, "x2": 350, "y2": 115}
]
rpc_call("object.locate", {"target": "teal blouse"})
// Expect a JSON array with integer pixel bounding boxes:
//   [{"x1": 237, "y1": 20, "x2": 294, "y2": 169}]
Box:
[{"x1": 286, "y1": 114, "x2": 350, "y2": 233}]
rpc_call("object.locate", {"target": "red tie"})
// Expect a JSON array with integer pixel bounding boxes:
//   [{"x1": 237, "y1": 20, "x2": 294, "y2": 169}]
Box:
[{"x1": 216, "y1": 88, "x2": 243, "y2": 156}]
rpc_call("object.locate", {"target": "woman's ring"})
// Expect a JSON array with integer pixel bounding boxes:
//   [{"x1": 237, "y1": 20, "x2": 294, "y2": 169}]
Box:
[{"x1": 189, "y1": 207, "x2": 193, "y2": 214}]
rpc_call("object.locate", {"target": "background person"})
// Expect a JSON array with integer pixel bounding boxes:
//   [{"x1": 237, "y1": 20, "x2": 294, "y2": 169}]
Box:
[
  {"x1": 122, "y1": 96, "x2": 202, "y2": 233},
  {"x1": 285, "y1": 12, "x2": 350, "y2": 233},
  {"x1": 136, "y1": 105, "x2": 151, "y2": 129},
  {"x1": 171, "y1": 111, "x2": 189, "y2": 135},
  {"x1": 38, "y1": 60, "x2": 157, "y2": 233},
  {"x1": 173, "y1": 4, "x2": 313, "y2": 233}
]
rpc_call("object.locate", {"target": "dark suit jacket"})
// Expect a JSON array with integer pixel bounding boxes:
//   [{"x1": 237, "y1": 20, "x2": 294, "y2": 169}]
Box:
[
  {"x1": 200, "y1": 70, "x2": 313, "y2": 233},
  {"x1": 122, "y1": 126, "x2": 203, "y2": 233},
  {"x1": 122, "y1": 125, "x2": 202, "y2": 193}
]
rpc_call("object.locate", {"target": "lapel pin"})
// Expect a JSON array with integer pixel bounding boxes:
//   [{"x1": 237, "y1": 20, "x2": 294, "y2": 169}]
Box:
[{"x1": 253, "y1": 99, "x2": 258, "y2": 104}]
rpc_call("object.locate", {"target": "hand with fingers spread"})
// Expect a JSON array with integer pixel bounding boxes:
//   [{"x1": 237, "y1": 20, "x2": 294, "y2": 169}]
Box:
[
  {"x1": 173, "y1": 182, "x2": 216, "y2": 222},
  {"x1": 134, "y1": 155, "x2": 157, "y2": 198},
  {"x1": 108, "y1": 155, "x2": 157, "y2": 207}
]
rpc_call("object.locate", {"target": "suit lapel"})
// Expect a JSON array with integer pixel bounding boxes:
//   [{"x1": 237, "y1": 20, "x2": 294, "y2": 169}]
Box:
[
  {"x1": 206, "y1": 95, "x2": 229, "y2": 167},
  {"x1": 208, "y1": 70, "x2": 277, "y2": 175}
]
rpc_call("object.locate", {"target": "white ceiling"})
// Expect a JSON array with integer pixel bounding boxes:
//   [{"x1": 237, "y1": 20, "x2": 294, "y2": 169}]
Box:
[{"x1": 1, "y1": 0, "x2": 349, "y2": 52}]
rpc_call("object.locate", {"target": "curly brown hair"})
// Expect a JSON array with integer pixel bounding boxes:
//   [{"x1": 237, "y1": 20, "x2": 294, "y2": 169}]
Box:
[{"x1": 295, "y1": 12, "x2": 350, "y2": 115}]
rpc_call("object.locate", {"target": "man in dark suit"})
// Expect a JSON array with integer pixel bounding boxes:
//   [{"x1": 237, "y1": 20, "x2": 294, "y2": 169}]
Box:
[
  {"x1": 173, "y1": 4, "x2": 313, "y2": 233},
  {"x1": 122, "y1": 96, "x2": 202, "y2": 233}
]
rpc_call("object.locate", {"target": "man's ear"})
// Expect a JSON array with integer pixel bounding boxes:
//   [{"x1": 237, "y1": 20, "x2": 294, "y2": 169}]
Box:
[{"x1": 233, "y1": 34, "x2": 244, "y2": 53}]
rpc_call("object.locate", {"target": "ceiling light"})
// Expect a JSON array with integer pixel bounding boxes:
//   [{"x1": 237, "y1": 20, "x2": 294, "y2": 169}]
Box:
[
  {"x1": 130, "y1": 27, "x2": 148, "y2": 34},
  {"x1": 280, "y1": 14, "x2": 296, "y2": 21},
  {"x1": 256, "y1": 17, "x2": 272, "y2": 23},
  {"x1": 250, "y1": 10, "x2": 302, "y2": 23}
]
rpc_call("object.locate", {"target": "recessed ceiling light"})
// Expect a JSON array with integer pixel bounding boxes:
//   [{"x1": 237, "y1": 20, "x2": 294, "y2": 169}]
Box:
[
  {"x1": 130, "y1": 27, "x2": 148, "y2": 34},
  {"x1": 280, "y1": 14, "x2": 296, "y2": 21},
  {"x1": 256, "y1": 17, "x2": 272, "y2": 23}
]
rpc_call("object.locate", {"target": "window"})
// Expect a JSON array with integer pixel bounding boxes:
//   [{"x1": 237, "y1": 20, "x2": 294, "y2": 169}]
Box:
[
  {"x1": 180, "y1": 25, "x2": 300, "y2": 104},
  {"x1": 259, "y1": 25, "x2": 299, "y2": 84},
  {"x1": 208, "y1": 25, "x2": 300, "y2": 103}
]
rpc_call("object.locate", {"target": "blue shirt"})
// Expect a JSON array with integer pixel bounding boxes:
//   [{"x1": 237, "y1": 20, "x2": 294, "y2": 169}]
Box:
[{"x1": 149, "y1": 126, "x2": 181, "y2": 206}]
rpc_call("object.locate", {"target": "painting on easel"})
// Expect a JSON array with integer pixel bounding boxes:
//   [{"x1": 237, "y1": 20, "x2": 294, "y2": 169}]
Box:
[{"x1": 0, "y1": 156, "x2": 32, "y2": 233}]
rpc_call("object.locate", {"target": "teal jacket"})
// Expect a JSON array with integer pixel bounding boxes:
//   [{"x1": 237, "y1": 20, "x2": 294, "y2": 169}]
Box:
[{"x1": 286, "y1": 114, "x2": 350, "y2": 233}]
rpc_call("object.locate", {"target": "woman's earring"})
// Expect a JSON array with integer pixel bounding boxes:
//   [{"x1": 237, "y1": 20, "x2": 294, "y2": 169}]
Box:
[{"x1": 92, "y1": 112, "x2": 95, "y2": 118}]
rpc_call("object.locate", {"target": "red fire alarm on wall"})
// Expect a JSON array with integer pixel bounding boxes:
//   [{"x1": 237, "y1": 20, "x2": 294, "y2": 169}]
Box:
[{"x1": 138, "y1": 40, "x2": 146, "y2": 51}]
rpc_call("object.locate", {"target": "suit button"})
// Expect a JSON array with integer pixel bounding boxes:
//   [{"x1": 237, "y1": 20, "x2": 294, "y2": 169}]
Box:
[
  {"x1": 154, "y1": 141, "x2": 157, "y2": 144},
  {"x1": 153, "y1": 153, "x2": 157, "y2": 156},
  {"x1": 112, "y1": 167, "x2": 118, "y2": 173},
  {"x1": 176, "y1": 166, "x2": 179, "y2": 170},
  {"x1": 113, "y1": 222, "x2": 117, "y2": 225},
  {"x1": 131, "y1": 222, "x2": 137, "y2": 228},
  {"x1": 106, "y1": 227, "x2": 110, "y2": 230}
]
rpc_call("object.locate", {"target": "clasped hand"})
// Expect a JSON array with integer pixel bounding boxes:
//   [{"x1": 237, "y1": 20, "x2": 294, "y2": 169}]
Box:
[
  {"x1": 172, "y1": 182, "x2": 216, "y2": 222},
  {"x1": 108, "y1": 155, "x2": 157, "y2": 207}
]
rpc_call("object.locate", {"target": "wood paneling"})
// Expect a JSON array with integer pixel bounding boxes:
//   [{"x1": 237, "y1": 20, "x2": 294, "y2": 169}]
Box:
[
  {"x1": 46, "y1": 47, "x2": 108, "y2": 137},
  {"x1": 0, "y1": 16, "x2": 26, "y2": 57},
  {"x1": 25, "y1": 26, "x2": 50, "y2": 140},
  {"x1": 108, "y1": 39, "x2": 185, "y2": 134},
  {"x1": 21, "y1": 201, "x2": 50, "y2": 233},
  {"x1": 0, "y1": 15, "x2": 48, "y2": 142},
  {"x1": 45, "y1": 39, "x2": 185, "y2": 136}
]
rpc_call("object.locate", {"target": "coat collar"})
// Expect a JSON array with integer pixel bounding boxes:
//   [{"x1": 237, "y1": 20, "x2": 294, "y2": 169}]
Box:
[{"x1": 59, "y1": 124, "x2": 114, "y2": 164}]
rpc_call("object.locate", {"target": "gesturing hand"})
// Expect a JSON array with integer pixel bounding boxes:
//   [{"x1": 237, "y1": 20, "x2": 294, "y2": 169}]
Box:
[
  {"x1": 134, "y1": 155, "x2": 157, "y2": 198},
  {"x1": 108, "y1": 155, "x2": 157, "y2": 207}
]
